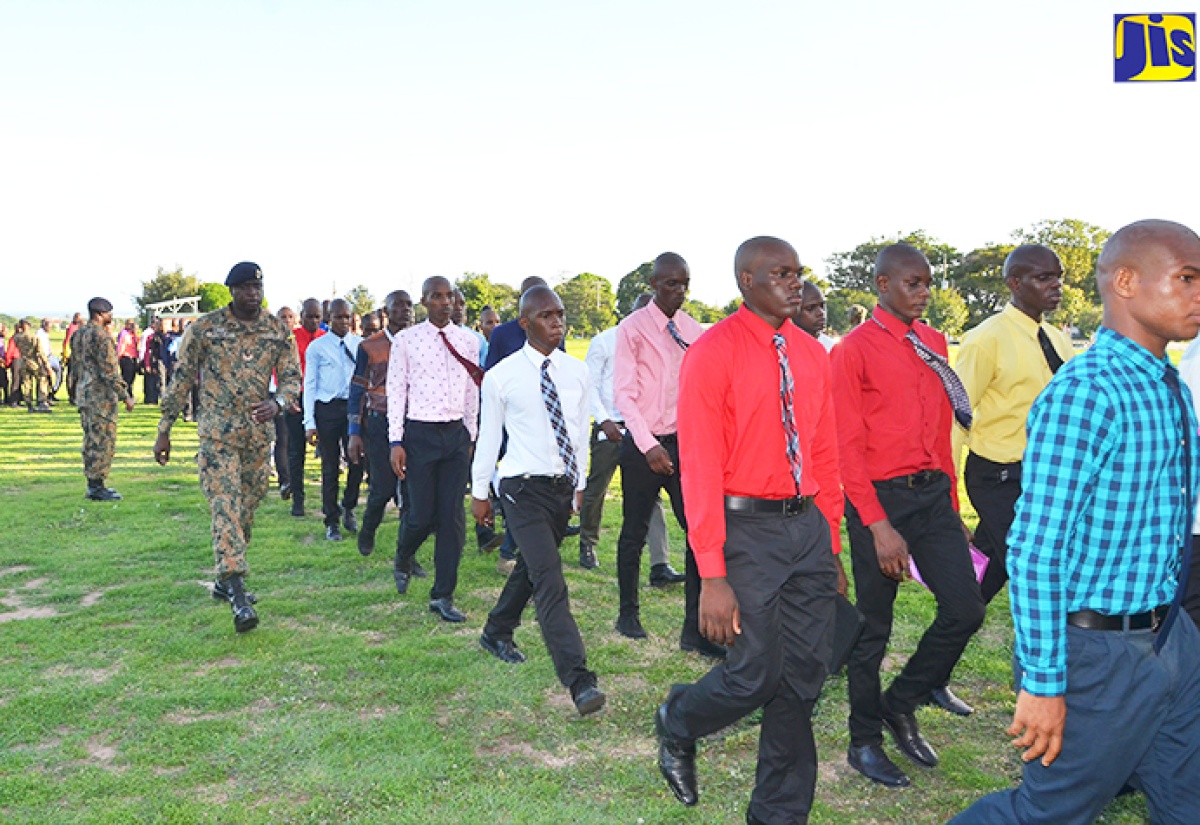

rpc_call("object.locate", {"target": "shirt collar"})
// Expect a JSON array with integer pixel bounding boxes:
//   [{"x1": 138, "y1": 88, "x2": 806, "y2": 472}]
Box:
[
  {"x1": 522, "y1": 341, "x2": 561, "y2": 369},
  {"x1": 871, "y1": 305, "x2": 915, "y2": 339},
  {"x1": 1094, "y1": 326, "x2": 1172, "y2": 378},
  {"x1": 643, "y1": 299, "x2": 672, "y2": 331},
  {"x1": 1001, "y1": 303, "x2": 1046, "y2": 337},
  {"x1": 735, "y1": 303, "x2": 790, "y2": 342}
]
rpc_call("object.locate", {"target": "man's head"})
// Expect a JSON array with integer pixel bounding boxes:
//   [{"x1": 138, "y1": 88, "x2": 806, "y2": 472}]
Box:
[
  {"x1": 734, "y1": 237, "x2": 803, "y2": 329},
  {"x1": 71, "y1": 312, "x2": 82, "y2": 324},
  {"x1": 847, "y1": 304, "x2": 868, "y2": 327},
  {"x1": 875, "y1": 243, "x2": 932, "y2": 325},
  {"x1": 225, "y1": 261, "x2": 265, "y2": 320},
  {"x1": 451, "y1": 288, "x2": 466, "y2": 326},
  {"x1": 321, "y1": 299, "x2": 331, "y2": 325},
  {"x1": 479, "y1": 306, "x2": 500, "y2": 339},
  {"x1": 300, "y1": 299, "x2": 322, "y2": 333},
  {"x1": 328, "y1": 299, "x2": 352, "y2": 338},
  {"x1": 520, "y1": 276, "x2": 548, "y2": 296},
  {"x1": 1005, "y1": 245, "x2": 1064, "y2": 321},
  {"x1": 87, "y1": 297, "x2": 114, "y2": 325},
  {"x1": 361, "y1": 311, "x2": 381, "y2": 336},
  {"x1": 633, "y1": 292, "x2": 653, "y2": 312},
  {"x1": 794, "y1": 281, "x2": 827, "y2": 338},
  {"x1": 385, "y1": 290, "x2": 413, "y2": 332},
  {"x1": 1096, "y1": 219, "x2": 1200, "y2": 355},
  {"x1": 277, "y1": 306, "x2": 296, "y2": 330},
  {"x1": 650, "y1": 253, "x2": 689, "y2": 318},
  {"x1": 421, "y1": 276, "x2": 454, "y2": 328},
  {"x1": 519, "y1": 285, "x2": 566, "y2": 355},
  {"x1": 40, "y1": 319, "x2": 50, "y2": 331}
]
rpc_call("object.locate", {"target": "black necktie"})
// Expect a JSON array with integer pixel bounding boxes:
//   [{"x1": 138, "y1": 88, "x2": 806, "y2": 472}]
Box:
[
  {"x1": 340, "y1": 339, "x2": 357, "y2": 365},
  {"x1": 540, "y1": 358, "x2": 578, "y2": 486},
  {"x1": 1156, "y1": 368, "x2": 1193, "y2": 652},
  {"x1": 1037, "y1": 328, "x2": 1064, "y2": 375}
]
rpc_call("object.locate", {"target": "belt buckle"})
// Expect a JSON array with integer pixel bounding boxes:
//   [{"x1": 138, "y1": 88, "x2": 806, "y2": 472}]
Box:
[
  {"x1": 906, "y1": 474, "x2": 917, "y2": 489},
  {"x1": 1152, "y1": 608, "x2": 1166, "y2": 632},
  {"x1": 783, "y1": 497, "x2": 799, "y2": 516}
]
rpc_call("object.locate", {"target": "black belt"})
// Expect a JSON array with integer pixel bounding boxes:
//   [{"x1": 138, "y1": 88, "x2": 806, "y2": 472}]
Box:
[
  {"x1": 1067, "y1": 606, "x2": 1169, "y2": 632},
  {"x1": 725, "y1": 495, "x2": 813, "y2": 515},
  {"x1": 317, "y1": 397, "x2": 348, "y2": 406},
  {"x1": 366, "y1": 409, "x2": 388, "y2": 418},
  {"x1": 879, "y1": 470, "x2": 943, "y2": 489},
  {"x1": 510, "y1": 474, "x2": 573, "y2": 487},
  {"x1": 408, "y1": 419, "x2": 463, "y2": 428},
  {"x1": 655, "y1": 433, "x2": 678, "y2": 444}
]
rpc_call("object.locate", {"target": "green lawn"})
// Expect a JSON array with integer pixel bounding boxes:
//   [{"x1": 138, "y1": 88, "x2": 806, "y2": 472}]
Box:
[{"x1": 0, "y1": 384, "x2": 1150, "y2": 823}]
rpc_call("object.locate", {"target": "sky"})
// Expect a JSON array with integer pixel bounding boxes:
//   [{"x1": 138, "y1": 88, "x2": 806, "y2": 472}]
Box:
[{"x1": 1, "y1": 0, "x2": 1196, "y2": 317}]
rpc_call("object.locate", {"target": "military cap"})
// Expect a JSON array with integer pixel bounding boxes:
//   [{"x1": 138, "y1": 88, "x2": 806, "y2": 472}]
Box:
[
  {"x1": 87, "y1": 297, "x2": 113, "y2": 314},
  {"x1": 226, "y1": 262, "x2": 264, "y2": 287}
]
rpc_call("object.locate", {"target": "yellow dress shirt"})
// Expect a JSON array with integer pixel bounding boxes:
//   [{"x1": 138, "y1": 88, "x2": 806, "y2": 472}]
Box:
[{"x1": 952, "y1": 303, "x2": 1075, "y2": 464}]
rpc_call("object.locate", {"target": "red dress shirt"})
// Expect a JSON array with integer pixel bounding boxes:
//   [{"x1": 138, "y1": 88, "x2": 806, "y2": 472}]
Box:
[
  {"x1": 293, "y1": 325, "x2": 326, "y2": 377},
  {"x1": 831, "y1": 305, "x2": 958, "y2": 526},
  {"x1": 678, "y1": 306, "x2": 843, "y2": 578}
]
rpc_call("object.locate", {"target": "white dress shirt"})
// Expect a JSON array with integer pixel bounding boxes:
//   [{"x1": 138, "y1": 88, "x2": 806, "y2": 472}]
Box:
[
  {"x1": 387, "y1": 320, "x2": 480, "y2": 443},
  {"x1": 473, "y1": 343, "x2": 592, "y2": 495},
  {"x1": 303, "y1": 331, "x2": 362, "y2": 429},
  {"x1": 584, "y1": 326, "x2": 621, "y2": 424}
]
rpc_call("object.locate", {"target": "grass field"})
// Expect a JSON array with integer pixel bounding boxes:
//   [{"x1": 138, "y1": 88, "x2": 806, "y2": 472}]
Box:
[{"x1": 0, "y1": 356, "x2": 1152, "y2": 823}]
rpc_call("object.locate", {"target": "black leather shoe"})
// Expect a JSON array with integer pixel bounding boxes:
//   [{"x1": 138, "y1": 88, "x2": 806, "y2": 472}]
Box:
[
  {"x1": 479, "y1": 532, "x2": 504, "y2": 553},
  {"x1": 928, "y1": 685, "x2": 974, "y2": 716},
  {"x1": 211, "y1": 579, "x2": 257, "y2": 605},
  {"x1": 411, "y1": 560, "x2": 429, "y2": 578},
  {"x1": 480, "y1": 632, "x2": 526, "y2": 664},
  {"x1": 655, "y1": 703, "x2": 698, "y2": 806},
  {"x1": 279, "y1": 483, "x2": 292, "y2": 501},
  {"x1": 357, "y1": 529, "x2": 375, "y2": 557},
  {"x1": 680, "y1": 635, "x2": 727, "y2": 660},
  {"x1": 746, "y1": 810, "x2": 768, "y2": 825},
  {"x1": 226, "y1": 575, "x2": 259, "y2": 634},
  {"x1": 565, "y1": 523, "x2": 581, "y2": 538},
  {"x1": 847, "y1": 744, "x2": 910, "y2": 788},
  {"x1": 393, "y1": 568, "x2": 410, "y2": 595},
  {"x1": 429, "y1": 598, "x2": 466, "y2": 623},
  {"x1": 649, "y1": 563, "x2": 686, "y2": 587},
  {"x1": 290, "y1": 500, "x2": 305, "y2": 518},
  {"x1": 325, "y1": 525, "x2": 343, "y2": 542},
  {"x1": 571, "y1": 678, "x2": 606, "y2": 716},
  {"x1": 342, "y1": 508, "x2": 358, "y2": 532},
  {"x1": 85, "y1": 486, "x2": 122, "y2": 501},
  {"x1": 579, "y1": 543, "x2": 598, "y2": 570},
  {"x1": 615, "y1": 614, "x2": 648, "y2": 639},
  {"x1": 881, "y1": 697, "x2": 938, "y2": 768}
]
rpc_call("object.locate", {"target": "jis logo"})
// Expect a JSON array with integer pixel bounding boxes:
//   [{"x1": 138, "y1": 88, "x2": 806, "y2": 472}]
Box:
[{"x1": 1114, "y1": 13, "x2": 1196, "y2": 81}]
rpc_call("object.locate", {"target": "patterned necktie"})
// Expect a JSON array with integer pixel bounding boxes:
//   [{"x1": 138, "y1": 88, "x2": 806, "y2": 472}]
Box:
[
  {"x1": 439, "y1": 330, "x2": 484, "y2": 387},
  {"x1": 666, "y1": 319, "x2": 690, "y2": 351},
  {"x1": 340, "y1": 339, "x2": 357, "y2": 365},
  {"x1": 540, "y1": 358, "x2": 578, "y2": 486},
  {"x1": 1155, "y1": 368, "x2": 1193, "y2": 652},
  {"x1": 1037, "y1": 327, "x2": 1064, "y2": 375},
  {"x1": 773, "y1": 333, "x2": 804, "y2": 496},
  {"x1": 905, "y1": 330, "x2": 973, "y2": 430}
]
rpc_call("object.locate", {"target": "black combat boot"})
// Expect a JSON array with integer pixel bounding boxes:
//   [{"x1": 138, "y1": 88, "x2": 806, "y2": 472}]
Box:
[
  {"x1": 226, "y1": 575, "x2": 259, "y2": 633},
  {"x1": 85, "y1": 478, "x2": 122, "y2": 501},
  {"x1": 211, "y1": 579, "x2": 257, "y2": 605}
]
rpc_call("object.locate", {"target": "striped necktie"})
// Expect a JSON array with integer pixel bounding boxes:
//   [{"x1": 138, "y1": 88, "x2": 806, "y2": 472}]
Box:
[
  {"x1": 540, "y1": 358, "x2": 578, "y2": 486},
  {"x1": 904, "y1": 330, "x2": 973, "y2": 430},
  {"x1": 667, "y1": 319, "x2": 690, "y2": 351},
  {"x1": 773, "y1": 333, "x2": 804, "y2": 495}
]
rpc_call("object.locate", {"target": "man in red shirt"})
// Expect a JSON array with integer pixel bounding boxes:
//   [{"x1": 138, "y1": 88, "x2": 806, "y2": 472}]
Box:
[
  {"x1": 654, "y1": 237, "x2": 841, "y2": 824},
  {"x1": 832, "y1": 243, "x2": 986, "y2": 788},
  {"x1": 287, "y1": 298, "x2": 326, "y2": 517}
]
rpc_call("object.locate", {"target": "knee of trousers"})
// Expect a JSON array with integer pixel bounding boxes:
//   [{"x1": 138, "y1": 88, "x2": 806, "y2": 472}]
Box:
[
  {"x1": 937, "y1": 597, "x2": 987, "y2": 637},
  {"x1": 724, "y1": 656, "x2": 785, "y2": 708}
]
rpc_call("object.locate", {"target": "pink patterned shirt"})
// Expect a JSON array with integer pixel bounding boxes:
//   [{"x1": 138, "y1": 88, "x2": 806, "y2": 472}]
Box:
[{"x1": 386, "y1": 320, "x2": 480, "y2": 443}]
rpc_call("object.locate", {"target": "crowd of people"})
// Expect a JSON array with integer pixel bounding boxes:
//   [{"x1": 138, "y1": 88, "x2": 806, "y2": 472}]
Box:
[{"x1": 20, "y1": 218, "x2": 1200, "y2": 824}]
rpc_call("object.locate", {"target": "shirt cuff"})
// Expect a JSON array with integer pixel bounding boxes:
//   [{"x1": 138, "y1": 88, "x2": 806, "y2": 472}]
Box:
[
  {"x1": 1019, "y1": 664, "x2": 1066, "y2": 697},
  {"x1": 692, "y1": 545, "x2": 727, "y2": 579}
]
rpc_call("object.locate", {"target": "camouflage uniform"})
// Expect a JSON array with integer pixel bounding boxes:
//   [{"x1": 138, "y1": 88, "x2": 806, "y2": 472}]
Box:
[
  {"x1": 11, "y1": 329, "x2": 49, "y2": 408},
  {"x1": 160, "y1": 306, "x2": 301, "y2": 579},
  {"x1": 71, "y1": 321, "x2": 132, "y2": 480}
]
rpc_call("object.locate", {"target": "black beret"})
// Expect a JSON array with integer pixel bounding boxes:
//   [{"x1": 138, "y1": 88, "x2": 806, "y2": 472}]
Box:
[
  {"x1": 226, "y1": 262, "x2": 263, "y2": 287},
  {"x1": 87, "y1": 297, "x2": 113, "y2": 314}
]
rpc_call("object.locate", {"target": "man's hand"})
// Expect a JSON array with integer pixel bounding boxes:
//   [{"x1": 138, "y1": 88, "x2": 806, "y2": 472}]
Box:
[
  {"x1": 348, "y1": 434, "x2": 364, "y2": 464},
  {"x1": 645, "y1": 444, "x2": 674, "y2": 476},
  {"x1": 699, "y1": 577, "x2": 741, "y2": 647},
  {"x1": 599, "y1": 420, "x2": 623, "y2": 443},
  {"x1": 834, "y1": 552, "x2": 849, "y2": 596},
  {"x1": 390, "y1": 445, "x2": 407, "y2": 479},
  {"x1": 868, "y1": 519, "x2": 910, "y2": 581},
  {"x1": 124, "y1": 397, "x2": 135, "y2": 413},
  {"x1": 154, "y1": 433, "x2": 171, "y2": 465},
  {"x1": 961, "y1": 518, "x2": 975, "y2": 544},
  {"x1": 250, "y1": 399, "x2": 278, "y2": 424},
  {"x1": 1008, "y1": 690, "x2": 1067, "y2": 767},
  {"x1": 306, "y1": 428, "x2": 319, "y2": 447},
  {"x1": 574, "y1": 490, "x2": 583, "y2": 514},
  {"x1": 472, "y1": 497, "x2": 493, "y2": 527}
]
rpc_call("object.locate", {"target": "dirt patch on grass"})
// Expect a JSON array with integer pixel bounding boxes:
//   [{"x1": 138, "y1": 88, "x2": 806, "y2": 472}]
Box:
[
  {"x1": 478, "y1": 737, "x2": 582, "y2": 768},
  {"x1": 163, "y1": 709, "x2": 227, "y2": 724},
  {"x1": 189, "y1": 656, "x2": 242, "y2": 677},
  {"x1": 0, "y1": 605, "x2": 59, "y2": 623},
  {"x1": 153, "y1": 765, "x2": 186, "y2": 777},
  {"x1": 21, "y1": 577, "x2": 49, "y2": 590},
  {"x1": 43, "y1": 663, "x2": 120, "y2": 684},
  {"x1": 80, "y1": 590, "x2": 105, "y2": 607},
  {"x1": 0, "y1": 566, "x2": 33, "y2": 578},
  {"x1": 85, "y1": 735, "x2": 118, "y2": 764}
]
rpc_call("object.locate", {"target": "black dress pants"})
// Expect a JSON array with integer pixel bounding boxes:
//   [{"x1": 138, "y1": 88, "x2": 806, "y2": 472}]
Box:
[
  {"x1": 615, "y1": 435, "x2": 700, "y2": 641},
  {"x1": 285, "y1": 396, "x2": 308, "y2": 505},
  {"x1": 272, "y1": 396, "x2": 290, "y2": 488},
  {"x1": 395, "y1": 419, "x2": 470, "y2": 601},
  {"x1": 964, "y1": 451, "x2": 1022, "y2": 604},
  {"x1": 315, "y1": 399, "x2": 363, "y2": 527},
  {"x1": 483, "y1": 475, "x2": 593, "y2": 690},
  {"x1": 361, "y1": 410, "x2": 405, "y2": 546},
  {"x1": 660, "y1": 504, "x2": 837, "y2": 824},
  {"x1": 846, "y1": 472, "x2": 986, "y2": 745}
]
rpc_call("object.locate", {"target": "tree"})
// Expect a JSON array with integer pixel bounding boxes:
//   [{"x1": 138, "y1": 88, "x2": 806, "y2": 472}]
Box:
[
  {"x1": 455, "y1": 273, "x2": 520, "y2": 323},
  {"x1": 722, "y1": 297, "x2": 743, "y2": 316},
  {"x1": 682, "y1": 299, "x2": 726, "y2": 324},
  {"x1": 824, "y1": 289, "x2": 876, "y2": 334},
  {"x1": 925, "y1": 286, "x2": 969, "y2": 339},
  {"x1": 555, "y1": 273, "x2": 617, "y2": 337},
  {"x1": 616, "y1": 262, "x2": 653, "y2": 316},
  {"x1": 950, "y1": 243, "x2": 1014, "y2": 329},
  {"x1": 343, "y1": 285, "x2": 376, "y2": 317},
  {"x1": 136, "y1": 266, "x2": 201, "y2": 316},
  {"x1": 1013, "y1": 218, "x2": 1110, "y2": 302},
  {"x1": 826, "y1": 230, "x2": 960, "y2": 293},
  {"x1": 1049, "y1": 284, "x2": 1102, "y2": 338},
  {"x1": 197, "y1": 282, "x2": 232, "y2": 312}
]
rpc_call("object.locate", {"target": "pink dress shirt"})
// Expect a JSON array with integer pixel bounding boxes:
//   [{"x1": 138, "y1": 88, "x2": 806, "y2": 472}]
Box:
[
  {"x1": 386, "y1": 320, "x2": 480, "y2": 443},
  {"x1": 613, "y1": 300, "x2": 705, "y2": 455}
]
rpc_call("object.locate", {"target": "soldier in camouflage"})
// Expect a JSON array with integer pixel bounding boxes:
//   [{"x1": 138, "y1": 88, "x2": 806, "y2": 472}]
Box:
[
  {"x1": 72, "y1": 298, "x2": 136, "y2": 500},
  {"x1": 11, "y1": 320, "x2": 52, "y2": 413},
  {"x1": 154, "y1": 262, "x2": 302, "y2": 634}
]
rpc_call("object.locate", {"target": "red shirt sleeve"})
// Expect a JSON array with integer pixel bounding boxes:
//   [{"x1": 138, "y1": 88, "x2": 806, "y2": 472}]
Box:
[
  {"x1": 807, "y1": 345, "x2": 844, "y2": 554},
  {"x1": 678, "y1": 338, "x2": 732, "y2": 578},
  {"x1": 831, "y1": 334, "x2": 888, "y2": 526}
]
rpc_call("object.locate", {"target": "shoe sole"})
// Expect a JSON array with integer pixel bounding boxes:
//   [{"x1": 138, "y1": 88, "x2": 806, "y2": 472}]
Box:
[
  {"x1": 881, "y1": 719, "x2": 938, "y2": 769},
  {"x1": 576, "y1": 692, "x2": 606, "y2": 716}
]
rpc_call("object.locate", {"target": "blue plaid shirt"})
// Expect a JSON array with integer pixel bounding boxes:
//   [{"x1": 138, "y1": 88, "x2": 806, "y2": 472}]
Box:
[{"x1": 1009, "y1": 327, "x2": 1198, "y2": 696}]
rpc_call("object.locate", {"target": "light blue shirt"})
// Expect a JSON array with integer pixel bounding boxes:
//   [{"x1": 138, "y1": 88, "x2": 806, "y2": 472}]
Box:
[{"x1": 303, "y1": 331, "x2": 362, "y2": 429}]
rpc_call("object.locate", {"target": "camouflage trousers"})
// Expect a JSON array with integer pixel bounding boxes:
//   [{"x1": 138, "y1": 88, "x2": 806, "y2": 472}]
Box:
[
  {"x1": 79, "y1": 402, "x2": 118, "y2": 480},
  {"x1": 198, "y1": 437, "x2": 270, "y2": 580},
  {"x1": 21, "y1": 367, "x2": 47, "y2": 407}
]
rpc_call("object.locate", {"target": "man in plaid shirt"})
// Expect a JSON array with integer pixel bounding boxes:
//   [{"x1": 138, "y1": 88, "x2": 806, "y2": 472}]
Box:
[{"x1": 951, "y1": 219, "x2": 1200, "y2": 824}]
